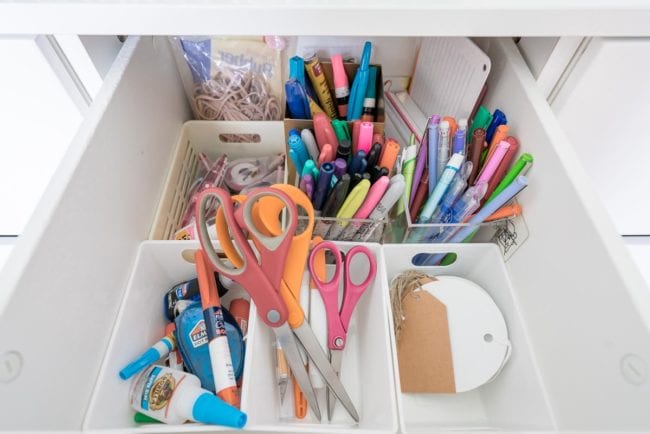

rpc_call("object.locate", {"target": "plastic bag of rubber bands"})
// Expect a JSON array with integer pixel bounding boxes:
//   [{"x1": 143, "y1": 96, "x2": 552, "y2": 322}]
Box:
[{"x1": 171, "y1": 36, "x2": 285, "y2": 121}]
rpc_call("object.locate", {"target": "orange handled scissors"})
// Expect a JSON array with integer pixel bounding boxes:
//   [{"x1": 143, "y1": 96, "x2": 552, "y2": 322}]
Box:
[{"x1": 196, "y1": 186, "x2": 359, "y2": 422}]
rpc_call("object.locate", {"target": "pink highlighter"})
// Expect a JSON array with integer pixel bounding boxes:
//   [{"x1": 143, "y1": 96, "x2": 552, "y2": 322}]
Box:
[
  {"x1": 314, "y1": 112, "x2": 339, "y2": 155},
  {"x1": 357, "y1": 122, "x2": 374, "y2": 154},
  {"x1": 474, "y1": 140, "x2": 511, "y2": 186}
]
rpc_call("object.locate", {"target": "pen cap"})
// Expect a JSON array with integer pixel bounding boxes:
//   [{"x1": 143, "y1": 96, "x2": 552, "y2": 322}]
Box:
[
  {"x1": 331, "y1": 54, "x2": 349, "y2": 89},
  {"x1": 333, "y1": 158, "x2": 347, "y2": 178},
  {"x1": 337, "y1": 139, "x2": 352, "y2": 161},
  {"x1": 458, "y1": 118, "x2": 468, "y2": 132},
  {"x1": 429, "y1": 114, "x2": 441, "y2": 126},
  {"x1": 358, "y1": 122, "x2": 374, "y2": 153}
]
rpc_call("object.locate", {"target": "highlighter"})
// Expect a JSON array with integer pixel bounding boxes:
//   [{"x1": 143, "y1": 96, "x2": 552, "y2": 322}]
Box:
[
  {"x1": 332, "y1": 119, "x2": 351, "y2": 144},
  {"x1": 484, "y1": 124, "x2": 510, "y2": 164},
  {"x1": 483, "y1": 136, "x2": 519, "y2": 202},
  {"x1": 317, "y1": 144, "x2": 335, "y2": 167},
  {"x1": 313, "y1": 112, "x2": 338, "y2": 155},
  {"x1": 305, "y1": 56, "x2": 338, "y2": 119},
  {"x1": 474, "y1": 140, "x2": 511, "y2": 186},
  {"x1": 331, "y1": 54, "x2": 350, "y2": 120},
  {"x1": 340, "y1": 175, "x2": 390, "y2": 239},
  {"x1": 379, "y1": 138, "x2": 400, "y2": 174},
  {"x1": 488, "y1": 152, "x2": 533, "y2": 203},
  {"x1": 358, "y1": 122, "x2": 374, "y2": 154},
  {"x1": 397, "y1": 144, "x2": 417, "y2": 216},
  {"x1": 361, "y1": 66, "x2": 378, "y2": 122},
  {"x1": 328, "y1": 179, "x2": 372, "y2": 239}
]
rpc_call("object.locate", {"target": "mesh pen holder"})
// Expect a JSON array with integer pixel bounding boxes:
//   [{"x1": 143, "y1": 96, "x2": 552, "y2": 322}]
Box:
[
  {"x1": 298, "y1": 215, "x2": 391, "y2": 242},
  {"x1": 395, "y1": 198, "x2": 521, "y2": 244}
]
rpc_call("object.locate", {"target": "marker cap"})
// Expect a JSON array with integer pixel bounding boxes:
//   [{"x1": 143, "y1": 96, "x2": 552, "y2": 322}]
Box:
[
  {"x1": 331, "y1": 54, "x2": 349, "y2": 89},
  {"x1": 439, "y1": 120, "x2": 450, "y2": 132},
  {"x1": 447, "y1": 153, "x2": 465, "y2": 170}
]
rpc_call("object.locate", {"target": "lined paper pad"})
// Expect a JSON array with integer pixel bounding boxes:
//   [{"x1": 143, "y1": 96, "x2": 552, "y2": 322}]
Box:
[{"x1": 409, "y1": 38, "x2": 491, "y2": 120}]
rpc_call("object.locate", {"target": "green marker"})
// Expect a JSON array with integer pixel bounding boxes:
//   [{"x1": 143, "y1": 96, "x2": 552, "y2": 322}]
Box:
[
  {"x1": 332, "y1": 119, "x2": 351, "y2": 143},
  {"x1": 468, "y1": 106, "x2": 492, "y2": 141},
  {"x1": 487, "y1": 153, "x2": 533, "y2": 202}
]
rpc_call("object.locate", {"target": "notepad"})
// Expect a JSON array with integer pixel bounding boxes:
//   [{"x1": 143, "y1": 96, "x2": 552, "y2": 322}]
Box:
[{"x1": 409, "y1": 38, "x2": 491, "y2": 120}]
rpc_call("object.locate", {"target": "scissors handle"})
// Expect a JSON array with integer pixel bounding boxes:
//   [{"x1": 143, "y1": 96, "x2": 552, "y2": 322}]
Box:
[
  {"x1": 309, "y1": 240, "x2": 347, "y2": 350},
  {"x1": 196, "y1": 187, "x2": 289, "y2": 328},
  {"x1": 340, "y1": 245, "x2": 376, "y2": 331}
]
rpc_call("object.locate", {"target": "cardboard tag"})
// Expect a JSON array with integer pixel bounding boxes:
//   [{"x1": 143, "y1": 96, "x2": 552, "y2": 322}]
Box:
[{"x1": 396, "y1": 289, "x2": 455, "y2": 393}]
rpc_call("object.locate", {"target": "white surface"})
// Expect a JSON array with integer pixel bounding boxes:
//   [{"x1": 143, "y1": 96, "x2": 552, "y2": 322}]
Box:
[
  {"x1": 625, "y1": 237, "x2": 650, "y2": 287},
  {"x1": 552, "y1": 38, "x2": 650, "y2": 235},
  {"x1": 0, "y1": 37, "x2": 82, "y2": 235},
  {"x1": 3, "y1": 1, "x2": 650, "y2": 35},
  {"x1": 517, "y1": 38, "x2": 560, "y2": 79},
  {"x1": 383, "y1": 243, "x2": 552, "y2": 432},
  {"x1": 482, "y1": 37, "x2": 650, "y2": 429},
  {"x1": 0, "y1": 36, "x2": 191, "y2": 430}
]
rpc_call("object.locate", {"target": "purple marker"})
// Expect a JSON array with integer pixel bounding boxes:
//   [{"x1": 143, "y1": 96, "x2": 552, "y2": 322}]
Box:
[
  {"x1": 312, "y1": 162, "x2": 335, "y2": 211},
  {"x1": 302, "y1": 174, "x2": 315, "y2": 200},
  {"x1": 410, "y1": 125, "x2": 430, "y2": 207},
  {"x1": 452, "y1": 129, "x2": 466, "y2": 155},
  {"x1": 330, "y1": 158, "x2": 348, "y2": 189}
]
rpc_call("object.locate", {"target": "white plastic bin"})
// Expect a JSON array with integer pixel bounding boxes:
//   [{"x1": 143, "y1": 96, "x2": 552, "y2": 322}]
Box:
[
  {"x1": 84, "y1": 241, "x2": 397, "y2": 434},
  {"x1": 381, "y1": 243, "x2": 554, "y2": 433}
]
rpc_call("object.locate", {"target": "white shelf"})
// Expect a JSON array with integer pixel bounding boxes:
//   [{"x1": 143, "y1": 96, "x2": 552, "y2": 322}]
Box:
[{"x1": 2, "y1": 0, "x2": 650, "y2": 35}]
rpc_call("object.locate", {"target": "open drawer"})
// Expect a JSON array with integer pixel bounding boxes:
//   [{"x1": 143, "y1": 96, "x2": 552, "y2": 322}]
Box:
[{"x1": 1, "y1": 36, "x2": 649, "y2": 433}]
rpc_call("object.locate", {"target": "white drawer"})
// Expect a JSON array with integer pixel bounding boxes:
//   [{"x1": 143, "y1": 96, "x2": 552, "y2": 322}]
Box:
[{"x1": 1, "y1": 36, "x2": 649, "y2": 433}]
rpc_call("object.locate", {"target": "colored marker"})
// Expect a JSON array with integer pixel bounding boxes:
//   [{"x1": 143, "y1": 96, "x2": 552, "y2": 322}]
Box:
[
  {"x1": 312, "y1": 162, "x2": 335, "y2": 211},
  {"x1": 427, "y1": 115, "x2": 441, "y2": 194},
  {"x1": 328, "y1": 179, "x2": 371, "y2": 239},
  {"x1": 331, "y1": 54, "x2": 350, "y2": 120},
  {"x1": 301, "y1": 128, "x2": 320, "y2": 162}
]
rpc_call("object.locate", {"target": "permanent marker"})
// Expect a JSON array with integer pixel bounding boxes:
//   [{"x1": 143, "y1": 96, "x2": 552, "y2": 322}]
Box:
[
  {"x1": 313, "y1": 174, "x2": 351, "y2": 237},
  {"x1": 369, "y1": 166, "x2": 389, "y2": 183},
  {"x1": 361, "y1": 66, "x2": 378, "y2": 122},
  {"x1": 302, "y1": 160, "x2": 319, "y2": 181},
  {"x1": 312, "y1": 162, "x2": 335, "y2": 211},
  {"x1": 301, "y1": 128, "x2": 320, "y2": 162},
  {"x1": 366, "y1": 142, "x2": 382, "y2": 169},
  {"x1": 349, "y1": 150, "x2": 368, "y2": 176},
  {"x1": 336, "y1": 139, "x2": 352, "y2": 162},
  {"x1": 331, "y1": 54, "x2": 350, "y2": 120}
]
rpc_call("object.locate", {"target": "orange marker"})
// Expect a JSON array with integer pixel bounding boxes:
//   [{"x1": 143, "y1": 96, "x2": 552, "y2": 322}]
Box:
[
  {"x1": 484, "y1": 124, "x2": 510, "y2": 164},
  {"x1": 485, "y1": 203, "x2": 522, "y2": 222},
  {"x1": 379, "y1": 139, "x2": 400, "y2": 175},
  {"x1": 195, "y1": 250, "x2": 240, "y2": 408},
  {"x1": 443, "y1": 116, "x2": 458, "y2": 139}
]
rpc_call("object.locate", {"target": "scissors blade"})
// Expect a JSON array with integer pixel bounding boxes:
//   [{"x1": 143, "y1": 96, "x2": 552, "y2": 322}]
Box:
[
  {"x1": 293, "y1": 323, "x2": 359, "y2": 422},
  {"x1": 327, "y1": 350, "x2": 344, "y2": 421},
  {"x1": 273, "y1": 323, "x2": 321, "y2": 421}
]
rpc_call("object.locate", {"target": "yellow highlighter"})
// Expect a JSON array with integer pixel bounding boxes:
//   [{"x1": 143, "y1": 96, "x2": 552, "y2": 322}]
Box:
[{"x1": 328, "y1": 179, "x2": 371, "y2": 240}]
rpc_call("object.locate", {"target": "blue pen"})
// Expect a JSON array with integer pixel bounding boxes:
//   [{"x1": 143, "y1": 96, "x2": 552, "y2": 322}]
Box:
[
  {"x1": 485, "y1": 109, "x2": 507, "y2": 144},
  {"x1": 348, "y1": 150, "x2": 367, "y2": 176},
  {"x1": 312, "y1": 162, "x2": 335, "y2": 211},
  {"x1": 452, "y1": 129, "x2": 466, "y2": 155},
  {"x1": 427, "y1": 115, "x2": 440, "y2": 195},
  {"x1": 285, "y1": 79, "x2": 311, "y2": 119},
  {"x1": 421, "y1": 176, "x2": 529, "y2": 265},
  {"x1": 431, "y1": 161, "x2": 473, "y2": 223},
  {"x1": 347, "y1": 41, "x2": 372, "y2": 121}
]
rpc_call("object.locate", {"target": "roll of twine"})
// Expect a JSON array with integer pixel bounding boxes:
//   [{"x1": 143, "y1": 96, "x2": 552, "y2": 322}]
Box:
[
  {"x1": 389, "y1": 270, "x2": 433, "y2": 339},
  {"x1": 192, "y1": 68, "x2": 282, "y2": 122}
]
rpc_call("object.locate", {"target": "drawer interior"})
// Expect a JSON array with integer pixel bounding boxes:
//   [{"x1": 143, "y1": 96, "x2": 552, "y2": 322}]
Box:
[{"x1": 1, "y1": 35, "x2": 650, "y2": 432}]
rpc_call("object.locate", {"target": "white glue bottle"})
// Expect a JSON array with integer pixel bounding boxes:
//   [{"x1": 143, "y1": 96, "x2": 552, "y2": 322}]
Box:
[{"x1": 130, "y1": 365, "x2": 247, "y2": 428}]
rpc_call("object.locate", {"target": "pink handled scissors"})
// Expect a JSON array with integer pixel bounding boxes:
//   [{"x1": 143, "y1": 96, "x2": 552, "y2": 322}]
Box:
[
  {"x1": 196, "y1": 187, "x2": 360, "y2": 422},
  {"x1": 308, "y1": 241, "x2": 377, "y2": 420}
]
